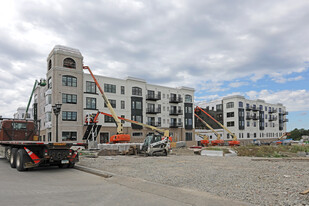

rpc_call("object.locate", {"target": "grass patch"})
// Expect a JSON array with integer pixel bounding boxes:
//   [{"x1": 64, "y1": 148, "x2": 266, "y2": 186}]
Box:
[{"x1": 234, "y1": 145, "x2": 309, "y2": 158}]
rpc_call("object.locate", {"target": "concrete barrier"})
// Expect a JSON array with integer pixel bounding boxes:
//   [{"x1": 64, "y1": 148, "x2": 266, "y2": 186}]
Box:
[{"x1": 201, "y1": 150, "x2": 224, "y2": 157}]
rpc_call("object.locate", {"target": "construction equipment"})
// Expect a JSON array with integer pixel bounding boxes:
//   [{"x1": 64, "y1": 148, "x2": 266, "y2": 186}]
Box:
[
  {"x1": 97, "y1": 111, "x2": 171, "y2": 156},
  {"x1": 195, "y1": 132, "x2": 210, "y2": 146},
  {"x1": 24, "y1": 79, "x2": 46, "y2": 119},
  {"x1": 195, "y1": 106, "x2": 240, "y2": 146},
  {"x1": 194, "y1": 113, "x2": 224, "y2": 146},
  {"x1": 83, "y1": 66, "x2": 130, "y2": 143}
]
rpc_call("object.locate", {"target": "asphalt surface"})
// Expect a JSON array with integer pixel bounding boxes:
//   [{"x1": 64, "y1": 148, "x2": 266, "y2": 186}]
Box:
[{"x1": 0, "y1": 157, "x2": 249, "y2": 206}]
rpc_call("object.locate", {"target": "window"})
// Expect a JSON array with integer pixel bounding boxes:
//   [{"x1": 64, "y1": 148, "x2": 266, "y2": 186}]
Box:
[
  {"x1": 132, "y1": 132, "x2": 143, "y2": 137},
  {"x1": 185, "y1": 95, "x2": 192, "y2": 103},
  {"x1": 132, "y1": 115, "x2": 142, "y2": 122},
  {"x1": 86, "y1": 97, "x2": 96, "y2": 109},
  {"x1": 62, "y1": 111, "x2": 77, "y2": 121},
  {"x1": 46, "y1": 94, "x2": 52, "y2": 105},
  {"x1": 62, "y1": 132, "x2": 77, "y2": 141},
  {"x1": 46, "y1": 112, "x2": 51, "y2": 122},
  {"x1": 227, "y1": 112, "x2": 234, "y2": 118},
  {"x1": 63, "y1": 58, "x2": 76, "y2": 69},
  {"x1": 216, "y1": 104, "x2": 223, "y2": 111},
  {"x1": 104, "y1": 115, "x2": 115, "y2": 123},
  {"x1": 62, "y1": 94, "x2": 77, "y2": 104},
  {"x1": 132, "y1": 87, "x2": 142, "y2": 96},
  {"x1": 226, "y1": 102, "x2": 234, "y2": 108},
  {"x1": 48, "y1": 132, "x2": 52, "y2": 142},
  {"x1": 227, "y1": 121, "x2": 235, "y2": 127},
  {"x1": 259, "y1": 105, "x2": 263, "y2": 111},
  {"x1": 121, "y1": 115, "x2": 125, "y2": 124},
  {"x1": 247, "y1": 133, "x2": 250, "y2": 138},
  {"x1": 185, "y1": 132, "x2": 192, "y2": 141},
  {"x1": 265, "y1": 106, "x2": 267, "y2": 111},
  {"x1": 121, "y1": 101, "x2": 125, "y2": 109},
  {"x1": 254, "y1": 133, "x2": 256, "y2": 138},
  {"x1": 62, "y1": 75, "x2": 77, "y2": 87},
  {"x1": 121, "y1": 86, "x2": 125, "y2": 94},
  {"x1": 12, "y1": 123, "x2": 27, "y2": 130},
  {"x1": 48, "y1": 60, "x2": 52, "y2": 70},
  {"x1": 254, "y1": 122, "x2": 256, "y2": 127},
  {"x1": 247, "y1": 121, "x2": 250, "y2": 127},
  {"x1": 239, "y1": 101, "x2": 243, "y2": 108},
  {"x1": 48, "y1": 77, "x2": 52, "y2": 89},
  {"x1": 104, "y1": 83, "x2": 116, "y2": 93},
  {"x1": 86, "y1": 82, "x2": 96, "y2": 93},
  {"x1": 104, "y1": 99, "x2": 116, "y2": 108}
]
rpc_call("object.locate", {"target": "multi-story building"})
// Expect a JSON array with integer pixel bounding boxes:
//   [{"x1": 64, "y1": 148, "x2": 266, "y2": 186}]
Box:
[
  {"x1": 196, "y1": 95, "x2": 288, "y2": 143},
  {"x1": 33, "y1": 45, "x2": 195, "y2": 144}
]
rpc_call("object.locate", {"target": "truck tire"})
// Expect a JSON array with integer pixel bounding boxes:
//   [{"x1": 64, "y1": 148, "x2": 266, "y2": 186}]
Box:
[
  {"x1": 10, "y1": 148, "x2": 18, "y2": 168},
  {"x1": 5, "y1": 147, "x2": 11, "y2": 162},
  {"x1": 16, "y1": 149, "x2": 28, "y2": 171}
]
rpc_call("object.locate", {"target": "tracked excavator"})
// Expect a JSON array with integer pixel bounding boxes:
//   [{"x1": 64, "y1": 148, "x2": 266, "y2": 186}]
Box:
[{"x1": 95, "y1": 111, "x2": 171, "y2": 156}]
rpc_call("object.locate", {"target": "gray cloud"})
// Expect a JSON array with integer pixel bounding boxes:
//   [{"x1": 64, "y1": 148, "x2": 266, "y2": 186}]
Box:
[{"x1": 1, "y1": 0, "x2": 309, "y2": 116}]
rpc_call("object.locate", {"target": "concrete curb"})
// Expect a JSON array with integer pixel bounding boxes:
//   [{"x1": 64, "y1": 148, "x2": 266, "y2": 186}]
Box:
[{"x1": 74, "y1": 165, "x2": 114, "y2": 178}]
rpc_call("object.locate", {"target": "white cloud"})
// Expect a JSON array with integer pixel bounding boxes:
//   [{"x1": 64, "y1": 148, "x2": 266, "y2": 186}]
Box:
[{"x1": 245, "y1": 89, "x2": 309, "y2": 112}]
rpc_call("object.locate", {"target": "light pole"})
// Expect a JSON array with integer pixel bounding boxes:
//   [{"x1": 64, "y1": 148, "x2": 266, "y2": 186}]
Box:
[{"x1": 52, "y1": 103, "x2": 62, "y2": 142}]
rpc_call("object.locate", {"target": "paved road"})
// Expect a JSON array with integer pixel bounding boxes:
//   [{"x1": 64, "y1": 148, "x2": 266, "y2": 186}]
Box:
[{"x1": 0, "y1": 158, "x2": 249, "y2": 206}]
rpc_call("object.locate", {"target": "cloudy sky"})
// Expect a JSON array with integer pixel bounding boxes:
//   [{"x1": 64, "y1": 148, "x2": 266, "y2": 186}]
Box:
[{"x1": 0, "y1": 0, "x2": 308, "y2": 131}]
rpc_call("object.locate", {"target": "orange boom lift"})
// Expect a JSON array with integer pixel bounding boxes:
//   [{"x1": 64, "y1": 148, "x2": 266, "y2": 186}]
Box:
[
  {"x1": 83, "y1": 66, "x2": 130, "y2": 143},
  {"x1": 195, "y1": 106, "x2": 240, "y2": 146}
]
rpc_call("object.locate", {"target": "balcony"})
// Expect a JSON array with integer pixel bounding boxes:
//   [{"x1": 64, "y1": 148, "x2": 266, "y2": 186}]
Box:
[
  {"x1": 246, "y1": 105, "x2": 252, "y2": 111},
  {"x1": 146, "y1": 94, "x2": 161, "y2": 101},
  {"x1": 246, "y1": 115, "x2": 252, "y2": 120},
  {"x1": 269, "y1": 116, "x2": 277, "y2": 121},
  {"x1": 252, "y1": 115, "x2": 259, "y2": 120},
  {"x1": 169, "y1": 109, "x2": 183, "y2": 115},
  {"x1": 283, "y1": 119, "x2": 289, "y2": 122},
  {"x1": 283, "y1": 111, "x2": 289, "y2": 115},
  {"x1": 170, "y1": 122, "x2": 183, "y2": 128},
  {"x1": 268, "y1": 109, "x2": 277, "y2": 113},
  {"x1": 169, "y1": 96, "x2": 183, "y2": 103},
  {"x1": 252, "y1": 107, "x2": 259, "y2": 112},
  {"x1": 147, "y1": 121, "x2": 156, "y2": 126},
  {"x1": 146, "y1": 108, "x2": 161, "y2": 114}
]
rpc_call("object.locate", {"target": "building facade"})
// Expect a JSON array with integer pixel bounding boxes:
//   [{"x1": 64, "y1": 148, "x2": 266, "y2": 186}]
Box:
[
  {"x1": 196, "y1": 95, "x2": 288, "y2": 142},
  {"x1": 13, "y1": 107, "x2": 33, "y2": 120},
  {"x1": 34, "y1": 45, "x2": 195, "y2": 144}
]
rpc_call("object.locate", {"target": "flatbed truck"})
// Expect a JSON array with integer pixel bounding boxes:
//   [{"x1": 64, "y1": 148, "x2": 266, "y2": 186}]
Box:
[{"x1": 0, "y1": 118, "x2": 86, "y2": 171}]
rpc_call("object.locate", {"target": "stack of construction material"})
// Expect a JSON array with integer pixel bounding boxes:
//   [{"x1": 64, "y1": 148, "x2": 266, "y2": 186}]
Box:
[{"x1": 98, "y1": 143, "x2": 143, "y2": 155}]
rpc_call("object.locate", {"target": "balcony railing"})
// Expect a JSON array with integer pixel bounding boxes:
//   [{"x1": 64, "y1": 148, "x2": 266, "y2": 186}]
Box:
[
  {"x1": 283, "y1": 119, "x2": 289, "y2": 122},
  {"x1": 283, "y1": 111, "x2": 289, "y2": 115},
  {"x1": 146, "y1": 108, "x2": 161, "y2": 114},
  {"x1": 246, "y1": 115, "x2": 252, "y2": 120},
  {"x1": 269, "y1": 116, "x2": 277, "y2": 121},
  {"x1": 252, "y1": 107, "x2": 259, "y2": 111},
  {"x1": 146, "y1": 121, "x2": 156, "y2": 126},
  {"x1": 169, "y1": 122, "x2": 183, "y2": 128},
  {"x1": 169, "y1": 109, "x2": 183, "y2": 115},
  {"x1": 252, "y1": 115, "x2": 259, "y2": 120},
  {"x1": 169, "y1": 97, "x2": 183, "y2": 103},
  {"x1": 268, "y1": 109, "x2": 277, "y2": 113},
  {"x1": 146, "y1": 94, "x2": 161, "y2": 101},
  {"x1": 246, "y1": 105, "x2": 252, "y2": 111}
]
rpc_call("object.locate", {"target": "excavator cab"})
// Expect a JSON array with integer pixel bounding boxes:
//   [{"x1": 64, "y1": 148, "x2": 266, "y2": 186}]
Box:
[{"x1": 141, "y1": 133, "x2": 169, "y2": 156}]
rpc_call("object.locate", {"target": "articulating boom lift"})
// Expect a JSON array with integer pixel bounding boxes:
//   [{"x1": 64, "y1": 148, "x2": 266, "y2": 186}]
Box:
[
  {"x1": 83, "y1": 66, "x2": 130, "y2": 143},
  {"x1": 194, "y1": 113, "x2": 224, "y2": 146},
  {"x1": 195, "y1": 106, "x2": 240, "y2": 146}
]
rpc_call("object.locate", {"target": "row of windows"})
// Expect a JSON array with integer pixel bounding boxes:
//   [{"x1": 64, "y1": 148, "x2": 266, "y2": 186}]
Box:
[
  {"x1": 237, "y1": 132, "x2": 284, "y2": 139},
  {"x1": 225, "y1": 101, "x2": 284, "y2": 114},
  {"x1": 225, "y1": 121, "x2": 277, "y2": 128}
]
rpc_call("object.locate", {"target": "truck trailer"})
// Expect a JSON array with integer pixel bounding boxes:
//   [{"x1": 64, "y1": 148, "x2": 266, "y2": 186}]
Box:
[{"x1": 0, "y1": 118, "x2": 86, "y2": 171}]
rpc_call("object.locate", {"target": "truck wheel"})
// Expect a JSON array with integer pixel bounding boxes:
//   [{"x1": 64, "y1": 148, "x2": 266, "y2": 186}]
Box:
[
  {"x1": 5, "y1": 147, "x2": 11, "y2": 162},
  {"x1": 16, "y1": 149, "x2": 27, "y2": 171},
  {"x1": 10, "y1": 148, "x2": 18, "y2": 168}
]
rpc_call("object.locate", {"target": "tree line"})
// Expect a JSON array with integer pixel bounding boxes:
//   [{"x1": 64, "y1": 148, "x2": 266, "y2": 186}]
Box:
[{"x1": 289, "y1": 128, "x2": 309, "y2": 140}]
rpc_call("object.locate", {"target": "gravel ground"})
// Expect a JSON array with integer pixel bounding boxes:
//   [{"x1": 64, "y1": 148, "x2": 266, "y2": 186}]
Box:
[{"x1": 79, "y1": 150, "x2": 309, "y2": 206}]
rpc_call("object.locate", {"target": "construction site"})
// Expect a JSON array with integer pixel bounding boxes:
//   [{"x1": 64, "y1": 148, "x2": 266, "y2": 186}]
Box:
[{"x1": 1, "y1": 45, "x2": 309, "y2": 206}]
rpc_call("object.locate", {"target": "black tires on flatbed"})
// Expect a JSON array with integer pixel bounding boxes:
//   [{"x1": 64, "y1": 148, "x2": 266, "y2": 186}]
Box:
[
  {"x1": 10, "y1": 148, "x2": 18, "y2": 168},
  {"x1": 16, "y1": 149, "x2": 30, "y2": 171}
]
